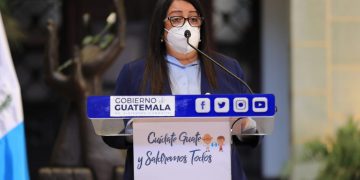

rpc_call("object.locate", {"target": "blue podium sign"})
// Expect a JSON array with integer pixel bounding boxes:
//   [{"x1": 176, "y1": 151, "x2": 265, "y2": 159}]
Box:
[{"x1": 87, "y1": 94, "x2": 276, "y2": 119}]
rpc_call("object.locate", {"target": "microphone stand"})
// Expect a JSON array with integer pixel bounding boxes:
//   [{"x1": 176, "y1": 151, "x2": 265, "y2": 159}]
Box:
[{"x1": 184, "y1": 30, "x2": 254, "y2": 94}]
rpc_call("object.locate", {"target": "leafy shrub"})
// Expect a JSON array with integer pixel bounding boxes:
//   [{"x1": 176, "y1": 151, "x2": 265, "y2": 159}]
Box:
[{"x1": 303, "y1": 119, "x2": 360, "y2": 180}]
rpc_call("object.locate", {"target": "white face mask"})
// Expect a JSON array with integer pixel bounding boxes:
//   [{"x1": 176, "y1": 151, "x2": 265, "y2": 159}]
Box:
[{"x1": 164, "y1": 22, "x2": 201, "y2": 54}]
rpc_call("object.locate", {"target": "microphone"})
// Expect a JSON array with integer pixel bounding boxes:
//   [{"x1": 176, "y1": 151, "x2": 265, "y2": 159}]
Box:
[
  {"x1": 184, "y1": 30, "x2": 254, "y2": 94},
  {"x1": 184, "y1": 30, "x2": 191, "y2": 39}
]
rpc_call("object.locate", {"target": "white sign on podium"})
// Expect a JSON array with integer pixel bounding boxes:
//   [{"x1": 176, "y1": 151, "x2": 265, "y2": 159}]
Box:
[{"x1": 133, "y1": 118, "x2": 232, "y2": 180}]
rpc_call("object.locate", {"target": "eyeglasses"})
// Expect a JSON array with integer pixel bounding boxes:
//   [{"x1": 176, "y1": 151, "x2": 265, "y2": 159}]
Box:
[{"x1": 164, "y1": 16, "x2": 204, "y2": 27}]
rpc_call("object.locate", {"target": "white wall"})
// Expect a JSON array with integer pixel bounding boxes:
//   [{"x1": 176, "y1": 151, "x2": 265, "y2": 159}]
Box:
[{"x1": 261, "y1": 0, "x2": 290, "y2": 178}]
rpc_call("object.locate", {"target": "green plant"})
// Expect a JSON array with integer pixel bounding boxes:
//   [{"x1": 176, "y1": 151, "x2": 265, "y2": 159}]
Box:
[{"x1": 303, "y1": 118, "x2": 360, "y2": 180}]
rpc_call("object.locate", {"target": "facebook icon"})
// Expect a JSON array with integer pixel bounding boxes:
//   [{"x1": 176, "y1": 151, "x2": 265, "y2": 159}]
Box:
[
  {"x1": 196, "y1": 98, "x2": 210, "y2": 113},
  {"x1": 252, "y1": 97, "x2": 268, "y2": 112},
  {"x1": 201, "y1": 101, "x2": 206, "y2": 109}
]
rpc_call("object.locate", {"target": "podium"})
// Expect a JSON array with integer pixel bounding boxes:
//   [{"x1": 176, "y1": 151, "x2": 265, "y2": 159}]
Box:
[{"x1": 87, "y1": 94, "x2": 276, "y2": 180}]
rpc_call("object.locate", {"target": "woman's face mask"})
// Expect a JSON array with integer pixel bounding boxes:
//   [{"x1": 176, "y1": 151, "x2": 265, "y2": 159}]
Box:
[{"x1": 164, "y1": 22, "x2": 201, "y2": 54}]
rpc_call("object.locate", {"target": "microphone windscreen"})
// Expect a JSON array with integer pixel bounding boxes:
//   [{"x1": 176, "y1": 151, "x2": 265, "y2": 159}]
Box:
[{"x1": 184, "y1": 30, "x2": 191, "y2": 38}]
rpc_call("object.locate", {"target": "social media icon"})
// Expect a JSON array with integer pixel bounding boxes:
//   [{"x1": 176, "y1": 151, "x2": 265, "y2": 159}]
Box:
[
  {"x1": 233, "y1": 98, "x2": 249, "y2": 112},
  {"x1": 195, "y1": 98, "x2": 210, "y2": 113},
  {"x1": 218, "y1": 102, "x2": 226, "y2": 108},
  {"x1": 252, "y1": 97, "x2": 268, "y2": 112},
  {"x1": 214, "y1": 98, "x2": 229, "y2": 113}
]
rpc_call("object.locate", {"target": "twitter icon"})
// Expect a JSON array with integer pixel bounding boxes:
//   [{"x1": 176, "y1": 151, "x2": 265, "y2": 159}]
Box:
[{"x1": 214, "y1": 98, "x2": 229, "y2": 113}]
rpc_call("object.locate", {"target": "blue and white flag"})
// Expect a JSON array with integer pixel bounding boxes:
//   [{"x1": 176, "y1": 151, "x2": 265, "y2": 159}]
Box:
[{"x1": 0, "y1": 12, "x2": 29, "y2": 180}]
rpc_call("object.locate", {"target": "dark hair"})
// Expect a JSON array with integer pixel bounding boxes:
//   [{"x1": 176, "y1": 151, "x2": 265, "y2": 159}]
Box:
[{"x1": 142, "y1": 0, "x2": 216, "y2": 94}]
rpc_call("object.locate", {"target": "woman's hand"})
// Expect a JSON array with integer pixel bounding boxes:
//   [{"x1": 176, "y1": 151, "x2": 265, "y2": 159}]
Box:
[{"x1": 232, "y1": 117, "x2": 257, "y2": 141}]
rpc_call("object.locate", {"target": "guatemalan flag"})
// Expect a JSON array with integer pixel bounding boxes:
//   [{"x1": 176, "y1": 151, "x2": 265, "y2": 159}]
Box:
[{"x1": 0, "y1": 12, "x2": 29, "y2": 179}]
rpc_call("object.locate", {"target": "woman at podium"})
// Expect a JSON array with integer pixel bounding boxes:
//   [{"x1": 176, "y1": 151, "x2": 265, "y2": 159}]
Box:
[{"x1": 103, "y1": 0, "x2": 260, "y2": 179}]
